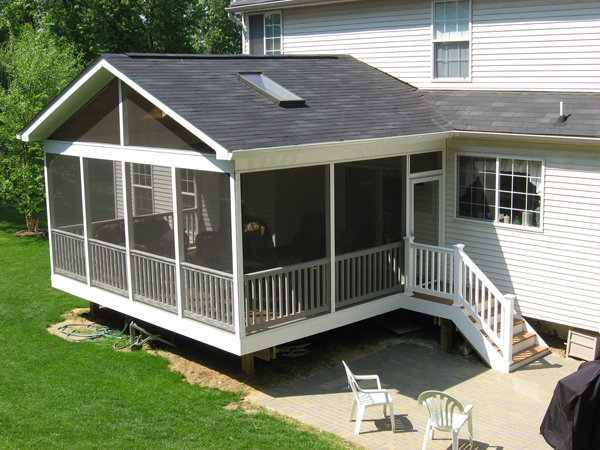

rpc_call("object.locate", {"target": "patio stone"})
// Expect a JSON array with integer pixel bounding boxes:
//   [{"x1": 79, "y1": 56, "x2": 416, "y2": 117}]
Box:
[{"x1": 253, "y1": 343, "x2": 581, "y2": 449}]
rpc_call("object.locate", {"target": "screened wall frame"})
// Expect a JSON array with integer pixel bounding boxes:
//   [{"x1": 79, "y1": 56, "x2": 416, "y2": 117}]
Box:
[
  {"x1": 455, "y1": 153, "x2": 545, "y2": 230},
  {"x1": 431, "y1": 0, "x2": 472, "y2": 81}
]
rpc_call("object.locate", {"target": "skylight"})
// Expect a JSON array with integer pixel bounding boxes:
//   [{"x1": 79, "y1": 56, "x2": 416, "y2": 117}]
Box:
[{"x1": 236, "y1": 72, "x2": 305, "y2": 107}]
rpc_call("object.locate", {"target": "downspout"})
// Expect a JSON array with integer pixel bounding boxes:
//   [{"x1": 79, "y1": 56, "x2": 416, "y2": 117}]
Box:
[{"x1": 227, "y1": 11, "x2": 244, "y2": 28}]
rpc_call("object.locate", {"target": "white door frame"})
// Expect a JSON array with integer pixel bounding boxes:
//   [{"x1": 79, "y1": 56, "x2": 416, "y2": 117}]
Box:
[{"x1": 408, "y1": 175, "x2": 444, "y2": 246}]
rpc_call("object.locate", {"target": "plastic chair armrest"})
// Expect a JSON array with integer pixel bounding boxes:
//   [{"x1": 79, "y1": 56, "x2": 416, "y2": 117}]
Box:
[
  {"x1": 354, "y1": 374, "x2": 382, "y2": 389},
  {"x1": 464, "y1": 405, "x2": 473, "y2": 415}
]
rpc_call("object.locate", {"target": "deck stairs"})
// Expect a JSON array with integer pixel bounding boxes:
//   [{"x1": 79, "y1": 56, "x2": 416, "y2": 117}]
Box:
[
  {"x1": 403, "y1": 237, "x2": 549, "y2": 373},
  {"x1": 410, "y1": 292, "x2": 549, "y2": 372}
]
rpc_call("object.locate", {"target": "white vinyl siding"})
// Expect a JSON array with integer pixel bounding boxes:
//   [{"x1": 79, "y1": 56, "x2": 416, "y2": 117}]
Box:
[
  {"x1": 273, "y1": 0, "x2": 600, "y2": 91},
  {"x1": 445, "y1": 139, "x2": 600, "y2": 333}
]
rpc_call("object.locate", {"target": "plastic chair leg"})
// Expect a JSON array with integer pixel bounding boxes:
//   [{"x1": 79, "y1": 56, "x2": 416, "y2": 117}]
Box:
[
  {"x1": 421, "y1": 421, "x2": 431, "y2": 450},
  {"x1": 349, "y1": 399, "x2": 357, "y2": 422},
  {"x1": 452, "y1": 430, "x2": 459, "y2": 450},
  {"x1": 354, "y1": 406, "x2": 366, "y2": 434}
]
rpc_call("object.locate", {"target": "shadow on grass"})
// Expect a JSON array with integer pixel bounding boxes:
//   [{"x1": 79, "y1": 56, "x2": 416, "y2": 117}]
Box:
[{"x1": 0, "y1": 203, "x2": 47, "y2": 236}]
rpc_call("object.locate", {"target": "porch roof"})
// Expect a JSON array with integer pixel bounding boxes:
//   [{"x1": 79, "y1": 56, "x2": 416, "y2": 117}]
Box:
[
  {"x1": 96, "y1": 53, "x2": 452, "y2": 152},
  {"x1": 422, "y1": 90, "x2": 600, "y2": 139}
]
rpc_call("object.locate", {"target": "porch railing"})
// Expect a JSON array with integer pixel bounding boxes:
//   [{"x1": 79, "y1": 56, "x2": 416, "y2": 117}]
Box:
[
  {"x1": 131, "y1": 250, "x2": 178, "y2": 313},
  {"x1": 335, "y1": 242, "x2": 403, "y2": 308},
  {"x1": 243, "y1": 258, "x2": 330, "y2": 333},
  {"x1": 52, "y1": 229, "x2": 87, "y2": 282},
  {"x1": 182, "y1": 263, "x2": 235, "y2": 332},
  {"x1": 405, "y1": 236, "x2": 514, "y2": 363},
  {"x1": 89, "y1": 239, "x2": 128, "y2": 296}
]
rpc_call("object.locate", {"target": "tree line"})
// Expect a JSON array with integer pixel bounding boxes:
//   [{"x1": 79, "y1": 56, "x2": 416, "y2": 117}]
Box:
[{"x1": 0, "y1": 0, "x2": 241, "y2": 231}]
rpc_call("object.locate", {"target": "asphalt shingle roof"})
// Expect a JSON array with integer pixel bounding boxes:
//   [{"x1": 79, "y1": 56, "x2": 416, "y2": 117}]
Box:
[
  {"x1": 102, "y1": 53, "x2": 453, "y2": 152},
  {"x1": 422, "y1": 90, "x2": 600, "y2": 139}
]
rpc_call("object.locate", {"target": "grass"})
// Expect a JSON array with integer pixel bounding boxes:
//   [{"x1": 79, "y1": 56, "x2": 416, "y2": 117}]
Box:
[{"x1": 0, "y1": 203, "x2": 356, "y2": 450}]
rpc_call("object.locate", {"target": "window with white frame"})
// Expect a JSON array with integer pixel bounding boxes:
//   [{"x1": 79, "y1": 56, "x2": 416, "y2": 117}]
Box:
[
  {"x1": 248, "y1": 12, "x2": 281, "y2": 55},
  {"x1": 433, "y1": 0, "x2": 470, "y2": 79},
  {"x1": 132, "y1": 163, "x2": 153, "y2": 216},
  {"x1": 457, "y1": 155, "x2": 543, "y2": 228},
  {"x1": 181, "y1": 168, "x2": 196, "y2": 210}
]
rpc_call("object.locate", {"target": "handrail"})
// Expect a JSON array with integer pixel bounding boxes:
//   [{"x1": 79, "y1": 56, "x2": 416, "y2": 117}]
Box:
[{"x1": 405, "y1": 236, "x2": 514, "y2": 366}]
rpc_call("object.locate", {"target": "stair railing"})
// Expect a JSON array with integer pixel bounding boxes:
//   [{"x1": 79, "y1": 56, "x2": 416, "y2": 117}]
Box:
[{"x1": 405, "y1": 236, "x2": 514, "y2": 366}]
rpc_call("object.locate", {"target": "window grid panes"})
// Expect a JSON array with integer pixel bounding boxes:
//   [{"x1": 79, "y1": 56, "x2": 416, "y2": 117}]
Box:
[
  {"x1": 265, "y1": 13, "x2": 281, "y2": 55},
  {"x1": 181, "y1": 169, "x2": 196, "y2": 210},
  {"x1": 433, "y1": 0, "x2": 470, "y2": 79},
  {"x1": 458, "y1": 156, "x2": 496, "y2": 221},
  {"x1": 132, "y1": 163, "x2": 153, "y2": 216},
  {"x1": 457, "y1": 156, "x2": 542, "y2": 228}
]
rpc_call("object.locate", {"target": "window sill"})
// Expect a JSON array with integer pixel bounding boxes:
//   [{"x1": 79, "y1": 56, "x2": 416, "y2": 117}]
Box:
[
  {"x1": 432, "y1": 77, "x2": 472, "y2": 83},
  {"x1": 453, "y1": 216, "x2": 544, "y2": 233}
]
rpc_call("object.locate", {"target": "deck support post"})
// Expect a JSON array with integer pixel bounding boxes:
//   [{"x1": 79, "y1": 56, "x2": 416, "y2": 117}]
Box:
[
  {"x1": 89, "y1": 301, "x2": 100, "y2": 316},
  {"x1": 241, "y1": 347, "x2": 276, "y2": 377},
  {"x1": 440, "y1": 318, "x2": 453, "y2": 352}
]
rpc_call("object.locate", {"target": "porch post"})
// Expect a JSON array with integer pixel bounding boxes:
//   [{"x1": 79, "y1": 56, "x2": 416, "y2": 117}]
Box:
[
  {"x1": 80, "y1": 157, "x2": 92, "y2": 287},
  {"x1": 329, "y1": 164, "x2": 336, "y2": 313},
  {"x1": 171, "y1": 167, "x2": 184, "y2": 318},
  {"x1": 452, "y1": 244, "x2": 465, "y2": 307},
  {"x1": 504, "y1": 294, "x2": 516, "y2": 365},
  {"x1": 232, "y1": 172, "x2": 244, "y2": 340},
  {"x1": 403, "y1": 236, "x2": 414, "y2": 296},
  {"x1": 122, "y1": 161, "x2": 135, "y2": 302},
  {"x1": 44, "y1": 154, "x2": 56, "y2": 276}
]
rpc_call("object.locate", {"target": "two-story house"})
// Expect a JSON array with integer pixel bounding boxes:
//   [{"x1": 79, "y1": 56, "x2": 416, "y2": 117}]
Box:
[{"x1": 18, "y1": 0, "x2": 600, "y2": 375}]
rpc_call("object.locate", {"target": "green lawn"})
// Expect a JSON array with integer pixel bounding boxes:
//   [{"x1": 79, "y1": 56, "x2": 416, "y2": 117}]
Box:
[{"x1": 0, "y1": 204, "x2": 355, "y2": 450}]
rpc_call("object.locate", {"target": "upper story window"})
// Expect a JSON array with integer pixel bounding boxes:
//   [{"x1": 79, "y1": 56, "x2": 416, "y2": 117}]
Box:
[
  {"x1": 181, "y1": 169, "x2": 196, "y2": 210},
  {"x1": 132, "y1": 163, "x2": 153, "y2": 216},
  {"x1": 457, "y1": 155, "x2": 543, "y2": 228},
  {"x1": 248, "y1": 12, "x2": 282, "y2": 55},
  {"x1": 433, "y1": 0, "x2": 470, "y2": 79}
]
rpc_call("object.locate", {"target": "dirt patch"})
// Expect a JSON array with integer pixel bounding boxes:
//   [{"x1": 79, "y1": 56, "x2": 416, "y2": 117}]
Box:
[
  {"x1": 14, "y1": 229, "x2": 48, "y2": 237},
  {"x1": 49, "y1": 307, "x2": 573, "y2": 399}
]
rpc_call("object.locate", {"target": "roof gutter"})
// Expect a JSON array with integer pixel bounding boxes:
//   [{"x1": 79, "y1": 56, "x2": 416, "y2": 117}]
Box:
[
  {"x1": 453, "y1": 130, "x2": 600, "y2": 146},
  {"x1": 226, "y1": 0, "x2": 360, "y2": 13}
]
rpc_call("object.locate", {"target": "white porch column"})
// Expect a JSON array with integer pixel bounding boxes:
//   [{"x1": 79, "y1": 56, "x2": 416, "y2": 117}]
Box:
[
  {"x1": 44, "y1": 153, "x2": 56, "y2": 275},
  {"x1": 171, "y1": 167, "x2": 184, "y2": 318},
  {"x1": 504, "y1": 294, "x2": 516, "y2": 365},
  {"x1": 122, "y1": 161, "x2": 135, "y2": 302},
  {"x1": 80, "y1": 157, "x2": 92, "y2": 286},
  {"x1": 329, "y1": 164, "x2": 336, "y2": 314},
  {"x1": 452, "y1": 243, "x2": 465, "y2": 307},
  {"x1": 403, "y1": 236, "x2": 415, "y2": 296},
  {"x1": 233, "y1": 172, "x2": 244, "y2": 340}
]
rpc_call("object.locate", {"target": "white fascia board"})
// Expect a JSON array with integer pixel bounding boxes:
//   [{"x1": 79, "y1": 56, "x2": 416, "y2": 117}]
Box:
[
  {"x1": 453, "y1": 131, "x2": 600, "y2": 146},
  {"x1": 19, "y1": 59, "x2": 233, "y2": 161},
  {"x1": 226, "y1": 0, "x2": 360, "y2": 12},
  {"x1": 231, "y1": 131, "x2": 452, "y2": 172},
  {"x1": 100, "y1": 63, "x2": 233, "y2": 161},
  {"x1": 44, "y1": 140, "x2": 235, "y2": 174},
  {"x1": 18, "y1": 60, "x2": 115, "y2": 142}
]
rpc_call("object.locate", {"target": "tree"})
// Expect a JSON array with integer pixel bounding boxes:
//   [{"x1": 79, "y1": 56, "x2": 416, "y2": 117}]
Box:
[
  {"x1": 197, "y1": 0, "x2": 242, "y2": 54},
  {"x1": 0, "y1": 25, "x2": 83, "y2": 231}
]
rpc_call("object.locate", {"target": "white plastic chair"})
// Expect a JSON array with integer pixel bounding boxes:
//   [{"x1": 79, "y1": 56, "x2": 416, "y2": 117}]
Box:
[
  {"x1": 418, "y1": 390, "x2": 473, "y2": 450},
  {"x1": 342, "y1": 361, "x2": 395, "y2": 434}
]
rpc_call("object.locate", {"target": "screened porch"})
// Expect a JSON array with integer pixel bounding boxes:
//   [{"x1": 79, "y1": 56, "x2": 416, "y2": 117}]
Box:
[{"x1": 47, "y1": 154, "x2": 410, "y2": 336}]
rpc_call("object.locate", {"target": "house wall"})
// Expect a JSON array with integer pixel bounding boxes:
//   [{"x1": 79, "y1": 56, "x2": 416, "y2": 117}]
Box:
[
  {"x1": 444, "y1": 137, "x2": 600, "y2": 333},
  {"x1": 258, "y1": 0, "x2": 600, "y2": 91}
]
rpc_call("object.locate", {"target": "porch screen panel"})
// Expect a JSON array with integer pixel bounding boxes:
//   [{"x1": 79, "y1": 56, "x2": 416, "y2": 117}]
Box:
[
  {"x1": 129, "y1": 164, "x2": 175, "y2": 258},
  {"x1": 183, "y1": 170, "x2": 232, "y2": 273},
  {"x1": 241, "y1": 166, "x2": 327, "y2": 272},
  {"x1": 49, "y1": 80, "x2": 120, "y2": 145},
  {"x1": 124, "y1": 85, "x2": 213, "y2": 153},
  {"x1": 48, "y1": 154, "x2": 86, "y2": 281},
  {"x1": 86, "y1": 159, "x2": 128, "y2": 295},
  {"x1": 335, "y1": 156, "x2": 405, "y2": 253}
]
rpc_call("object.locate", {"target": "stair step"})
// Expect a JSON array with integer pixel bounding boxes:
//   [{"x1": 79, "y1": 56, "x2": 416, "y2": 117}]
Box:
[
  {"x1": 513, "y1": 331, "x2": 535, "y2": 344},
  {"x1": 510, "y1": 345, "x2": 549, "y2": 371}
]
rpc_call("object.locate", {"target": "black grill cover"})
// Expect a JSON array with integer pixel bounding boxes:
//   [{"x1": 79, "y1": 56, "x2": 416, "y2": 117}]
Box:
[{"x1": 540, "y1": 359, "x2": 600, "y2": 450}]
